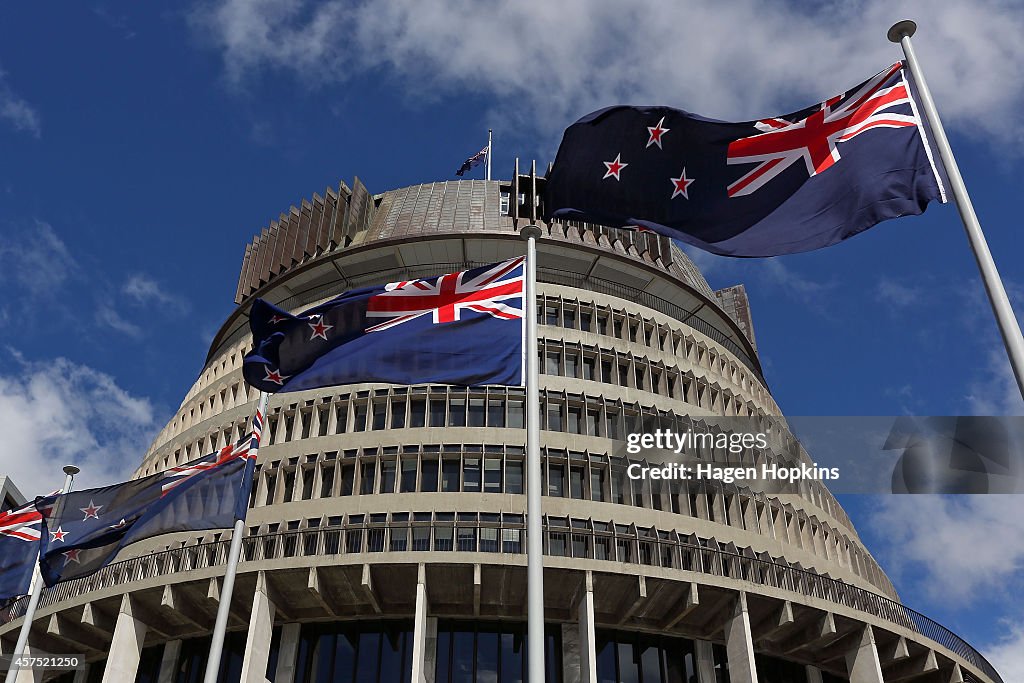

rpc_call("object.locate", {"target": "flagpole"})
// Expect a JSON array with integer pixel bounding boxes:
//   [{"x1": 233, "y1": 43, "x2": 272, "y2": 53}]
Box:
[
  {"x1": 889, "y1": 20, "x2": 1024, "y2": 401},
  {"x1": 4, "y1": 465, "x2": 79, "y2": 683},
  {"x1": 486, "y1": 129, "x2": 493, "y2": 181},
  {"x1": 520, "y1": 223, "x2": 546, "y2": 681},
  {"x1": 203, "y1": 391, "x2": 269, "y2": 683}
]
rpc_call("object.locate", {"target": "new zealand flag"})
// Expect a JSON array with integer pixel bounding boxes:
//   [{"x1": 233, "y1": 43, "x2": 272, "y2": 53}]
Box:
[
  {"x1": 0, "y1": 503, "x2": 43, "y2": 602},
  {"x1": 243, "y1": 258, "x2": 525, "y2": 393},
  {"x1": 545, "y1": 62, "x2": 946, "y2": 257},
  {"x1": 35, "y1": 436, "x2": 254, "y2": 586}
]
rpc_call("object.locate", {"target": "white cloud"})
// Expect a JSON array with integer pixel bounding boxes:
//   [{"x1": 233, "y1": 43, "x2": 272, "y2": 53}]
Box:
[
  {"x1": 191, "y1": 0, "x2": 1024, "y2": 149},
  {"x1": 869, "y1": 495, "x2": 1024, "y2": 604},
  {"x1": 122, "y1": 274, "x2": 189, "y2": 313},
  {"x1": 0, "y1": 67, "x2": 40, "y2": 137},
  {"x1": 95, "y1": 304, "x2": 143, "y2": 338},
  {"x1": 0, "y1": 221, "x2": 77, "y2": 299},
  {"x1": 0, "y1": 351, "x2": 158, "y2": 497},
  {"x1": 876, "y1": 278, "x2": 924, "y2": 308},
  {"x1": 986, "y1": 619, "x2": 1024, "y2": 683}
]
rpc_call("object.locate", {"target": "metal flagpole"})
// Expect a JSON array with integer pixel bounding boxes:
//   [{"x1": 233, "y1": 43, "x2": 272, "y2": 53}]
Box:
[
  {"x1": 890, "y1": 20, "x2": 1024, "y2": 401},
  {"x1": 486, "y1": 129, "x2": 493, "y2": 181},
  {"x1": 203, "y1": 391, "x2": 270, "y2": 683},
  {"x1": 4, "y1": 465, "x2": 79, "y2": 683},
  {"x1": 520, "y1": 223, "x2": 546, "y2": 681}
]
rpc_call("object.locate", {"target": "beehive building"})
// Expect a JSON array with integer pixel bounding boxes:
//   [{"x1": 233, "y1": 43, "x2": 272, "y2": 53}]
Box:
[{"x1": 0, "y1": 169, "x2": 1003, "y2": 683}]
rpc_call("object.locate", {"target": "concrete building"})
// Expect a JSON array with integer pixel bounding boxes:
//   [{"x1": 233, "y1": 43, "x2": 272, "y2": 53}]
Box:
[
  {"x1": 0, "y1": 478, "x2": 27, "y2": 513},
  {"x1": 0, "y1": 170, "x2": 1003, "y2": 683}
]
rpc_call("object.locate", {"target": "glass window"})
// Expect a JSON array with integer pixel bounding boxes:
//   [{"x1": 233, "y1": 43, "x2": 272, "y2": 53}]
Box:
[
  {"x1": 339, "y1": 464, "x2": 354, "y2": 496},
  {"x1": 380, "y1": 459, "x2": 397, "y2": 494},
  {"x1": 567, "y1": 406, "x2": 583, "y2": 434},
  {"x1": 391, "y1": 400, "x2": 406, "y2": 429},
  {"x1": 463, "y1": 458, "x2": 481, "y2": 492},
  {"x1": 449, "y1": 398, "x2": 467, "y2": 427},
  {"x1": 353, "y1": 403, "x2": 367, "y2": 432},
  {"x1": 442, "y1": 458, "x2": 460, "y2": 493},
  {"x1": 282, "y1": 470, "x2": 295, "y2": 503},
  {"x1": 396, "y1": 458, "x2": 416, "y2": 493},
  {"x1": 569, "y1": 465, "x2": 584, "y2": 500},
  {"x1": 320, "y1": 465, "x2": 335, "y2": 498},
  {"x1": 564, "y1": 353, "x2": 579, "y2": 378},
  {"x1": 334, "y1": 405, "x2": 347, "y2": 434},
  {"x1": 469, "y1": 398, "x2": 485, "y2": 427},
  {"x1": 360, "y1": 462, "x2": 376, "y2": 495},
  {"x1": 301, "y1": 468, "x2": 315, "y2": 500},
  {"x1": 410, "y1": 399, "x2": 426, "y2": 428},
  {"x1": 421, "y1": 458, "x2": 439, "y2": 492},
  {"x1": 508, "y1": 400, "x2": 525, "y2": 429},
  {"x1": 545, "y1": 305, "x2": 559, "y2": 326},
  {"x1": 430, "y1": 398, "x2": 447, "y2": 427},
  {"x1": 580, "y1": 311, "x2": 592, "y2": 332},
  {"x1": 484, "y1": 457, "x2": 502, "y2": 493},
  {"x1": 563, "y1": 307, "x2": 576, "y2": 329},
  {"x1": 591, "y1": 469, "x2": 606, "y2": 502},
  {"x1": 487, "y1": 397, "x2": 505, "y2": 427},
  {"x1": 548, "y1": 464, "x2": 565, "y2": 497},
  {"x1": 545, "y1": 352, "x2": 560, "y2": 376},
  {"x1": 547, "y1": 404, "x2": 563, "y2": 432},
  {"x1": 586, "y1": 409, "x2": 600, "y2": 437},
  {"x1": 583, "y1": 356, "x2": 596, "y2": 381},
  {"x1": 506, "y1": 460, "x2": 524, "y2": 495}
]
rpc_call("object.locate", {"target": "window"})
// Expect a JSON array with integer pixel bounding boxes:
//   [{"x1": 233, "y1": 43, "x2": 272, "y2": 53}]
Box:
[
  {"x1": 380, "y1": 459, "x2": 396, "y2": 494},
  {"x1": 508, "y1": 399, "x2": 525, "y2": 429},
  {"x1": 546, "y1": 403, "x2": 563, "y2": 432},
  {"x1": 353, "y1": 403, "x2": 367, "y2": 432},
  {"x1": 320, "y1": 465, "x2": 335, "y2": 498},
  {"x1": 591, "y1": 469, "x2": 606, "y2": 502},
  {"x1": 484, "y1": 457, "x2": 502, "y2": 492},
  {"x1": 410, "y1": 399, "x2": 426, "y2": 428},
  {"x1": 429, "y1": 398, "x2": 446, "y2": 427},
  {"x1": 548, "y1": 464, "x2": 565, "y2": 497},
  {"x1": 360, "y1": 462, "x2": 376, "y2": 494},
  {"x1": 580, "y1": 311, "x2": 592, "y2": 332},
  {"x1": 506, "y1": 460, "x2": 524, "y2": 494},
  {"x1": 545, "y1": 352, "x2": 560, "y2": 376},
  {"x1": 564, "y1": 352, "x2": 579, "y2": 378},
  {"x1": 463, "y1": 457, "x2": 481, "y2": 492},
  {"x1": 582, "y1": 356, "x2": 596, "y2": 381},
  {"x1": 442, "y1": 458, "x2": 460, "y2": 492},
  {"x1": 391, "y1": 400, "x2": 406, "y2": 429},
  {"x1": 340, "y1": 464, "x2": 354, "y2": 496},
  {"x1": 334, "y1": 404, "x2": 348, "y2": 433},
  {"x1": 567, "y1": 405, "x2": 583, "y2": 434},
  {"x1": 301, "y1": 468, "x2": 314, "y2": 500},
  {"x1": 421, "y1": 458, "x2": 439, "y2": 492},
  {"x1": 487, "y1": 397, "x2": 505, "y2": 427},
  {"x1": 400, "y1": 458, "x2": 417, "y2": 493},
  {"x1": 449, "y1": 398, "x2": 467, "y2": 427},
  {"x1": 371, "y1": 402, "x2": 386, "y2": 430},
  {"x1": 469, "y1": 398, "x2": 486, "y2": 427}
]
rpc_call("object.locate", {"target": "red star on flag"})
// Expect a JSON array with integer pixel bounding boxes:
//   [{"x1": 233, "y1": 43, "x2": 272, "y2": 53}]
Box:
[
  {"x1": 264, "y1": 367, "x2": 289, "y2": 385},
  {"x1": 670, "y1": 168, "x2": 695, "y2": 199},
  {"x1": 646, "y1": 117, "x2": 670, "y2": 149},
  {"x1": 80, "y1": 500, "x2": 102, "y2": 521},
  {"x1": 63, "y1": 548, "x2": 82, "y2": 565},
  {"x1": 309, "y1": 318, "x2": 333, "y2": 341},
  {"x1": 602, "y1": 154, "x2": 628, "y2": 180},
  {"x1": 50, "y1": 526, "x2": 68, "y2": 543}
]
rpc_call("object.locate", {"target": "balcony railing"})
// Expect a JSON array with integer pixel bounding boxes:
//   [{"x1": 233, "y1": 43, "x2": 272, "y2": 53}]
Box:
[{"x1": 0, "y1": 520, "x2": 998, "y2": 683}]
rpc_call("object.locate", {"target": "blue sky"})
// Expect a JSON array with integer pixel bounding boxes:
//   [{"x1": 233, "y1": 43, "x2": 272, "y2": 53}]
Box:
[{"x1": 1, "y1": 0, "x2": 1022, "y2": 677}]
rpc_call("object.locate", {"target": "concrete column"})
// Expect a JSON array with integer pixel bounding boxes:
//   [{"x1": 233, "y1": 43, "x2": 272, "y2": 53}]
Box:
[
  {"x1": 845, "y1": 625, "x2": 884, "y2": 683},
  {"x1": 240, "y1": 571, "x2": 277, "y2": 683},
  {"x1": 157, "y1": 640, "x2": 182, "y2": 683},
  {"x1": 805, "y1": 665, "x2": 824, "y2": 683},
  {"x1": 694, "y1": 640, "x2": 717, "y2": 683},
  {"x1": 274, "y1": 624, "x2": 301, "y2": 683},
  {"x1": 578, "y1": 571, "x2": 597, "y2": 683},
  {"x1": 101, "y1": 595, "x2": 148, "y2": 683},
  {"x1": 423, "y1": 618, "x2": 438, "y2": 683},
  {"x1": 560, "y1": 624, "x2": 581, "y2": 683},
  {"x1": 411, "y1": 565, "x2": 430, "y2": 683},
  {"x1": 724, "y1": 592, "x2": 758, "y2": 683}
]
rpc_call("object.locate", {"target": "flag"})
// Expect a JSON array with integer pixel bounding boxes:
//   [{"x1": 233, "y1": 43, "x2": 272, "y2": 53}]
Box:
[
  {"x1": 456, "y1": 146, "x2": 488, "y2": 176},
  {"x1": 243, "y1": 258, "x2": 525, "y2": 393},
  {"x1": 34, "y1": 435, "x2": 254, "y2": 586},
  {"x1": 0, "y1": 503, "x2": 43, "y2": 602},
  {"x1": 544, "y1": 62, "x2": 946, "y2": 257}
]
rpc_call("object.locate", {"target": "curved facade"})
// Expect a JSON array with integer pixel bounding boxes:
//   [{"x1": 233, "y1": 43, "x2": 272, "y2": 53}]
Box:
[{"x1": 0, "y1": 174, "x2": 1002, "y2": 683}]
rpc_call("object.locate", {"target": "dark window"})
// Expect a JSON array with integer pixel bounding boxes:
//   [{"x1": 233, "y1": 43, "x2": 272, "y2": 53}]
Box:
[
  {"x1": 487, "y1": 397, "x2": 506, "y2": 427},
  {"x1": 442, "y1": 458, "x2": 460, "y2": 492},
  {"x1": 506, "y1": 460, "x2": 524, "y2": 494},
  {"x1": 371, "y1": 402, "x2": 386, "y2": 430},
  {"x1": 391, "y1": 400, "x2": 406, "y2": 429},
  {"x1": 380, "y1": 459, "x2": 396, "y2": 494},
  {"x1": 339, "y1": 464, "x2": 354, "y2": 496},
  {"x1": 353, "y1": 403, "x2": 367, "y2": 432},
  {"x1": 360, "y1": 463, "x2": 376, "y2": 495},
  {"x1": 429, "y1": 399, "x2": 446, "y2": 427},
  {"x1": 469, "y1": 398, "x2": 486, "y2": 427},
  {"x1": 463, "y1": 458, "x2": 481, "y2": 492},
  {"x1": 508, "y1": 400, "x2": 525, "y2": 429},
  {"x1": 421, "y1": 458, "x2": 439, "y2": 492},
  {"x1": 320, "y1": 466, "x2": 335, "y2": 498},
  {"x1": 400, "y1": 458, "x2": 417, "y2": 493},
  {"x1": 449, "y1": 398, "x2": 467, "y2": 427},
  {"x1": 484, "y1": 457, "x2": 502, "y2": 492},
  {"x1": 410, "y1": 399, "x2": 426, "y2": 428}
]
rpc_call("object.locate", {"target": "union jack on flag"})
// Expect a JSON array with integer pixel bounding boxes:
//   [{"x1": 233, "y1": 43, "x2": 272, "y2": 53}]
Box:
[
  {"x1": 726, "y1": 63, "x2": 930, "y2": 197},
  {"x1": 0, "y1": 504, "x2": 41, "y2": 543},
  {"x1": 162, "y1": 433, "x2": 254, "y2": 496},
  {"x1": 0, "y1": 503, "x2": 43, "y2": 601},
  {"x1": 545, "y1": 61, "x2": 945, "y2": 257},
  {"x1": 366, "y1": 257, "x2": 525, "y2": 332}
]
